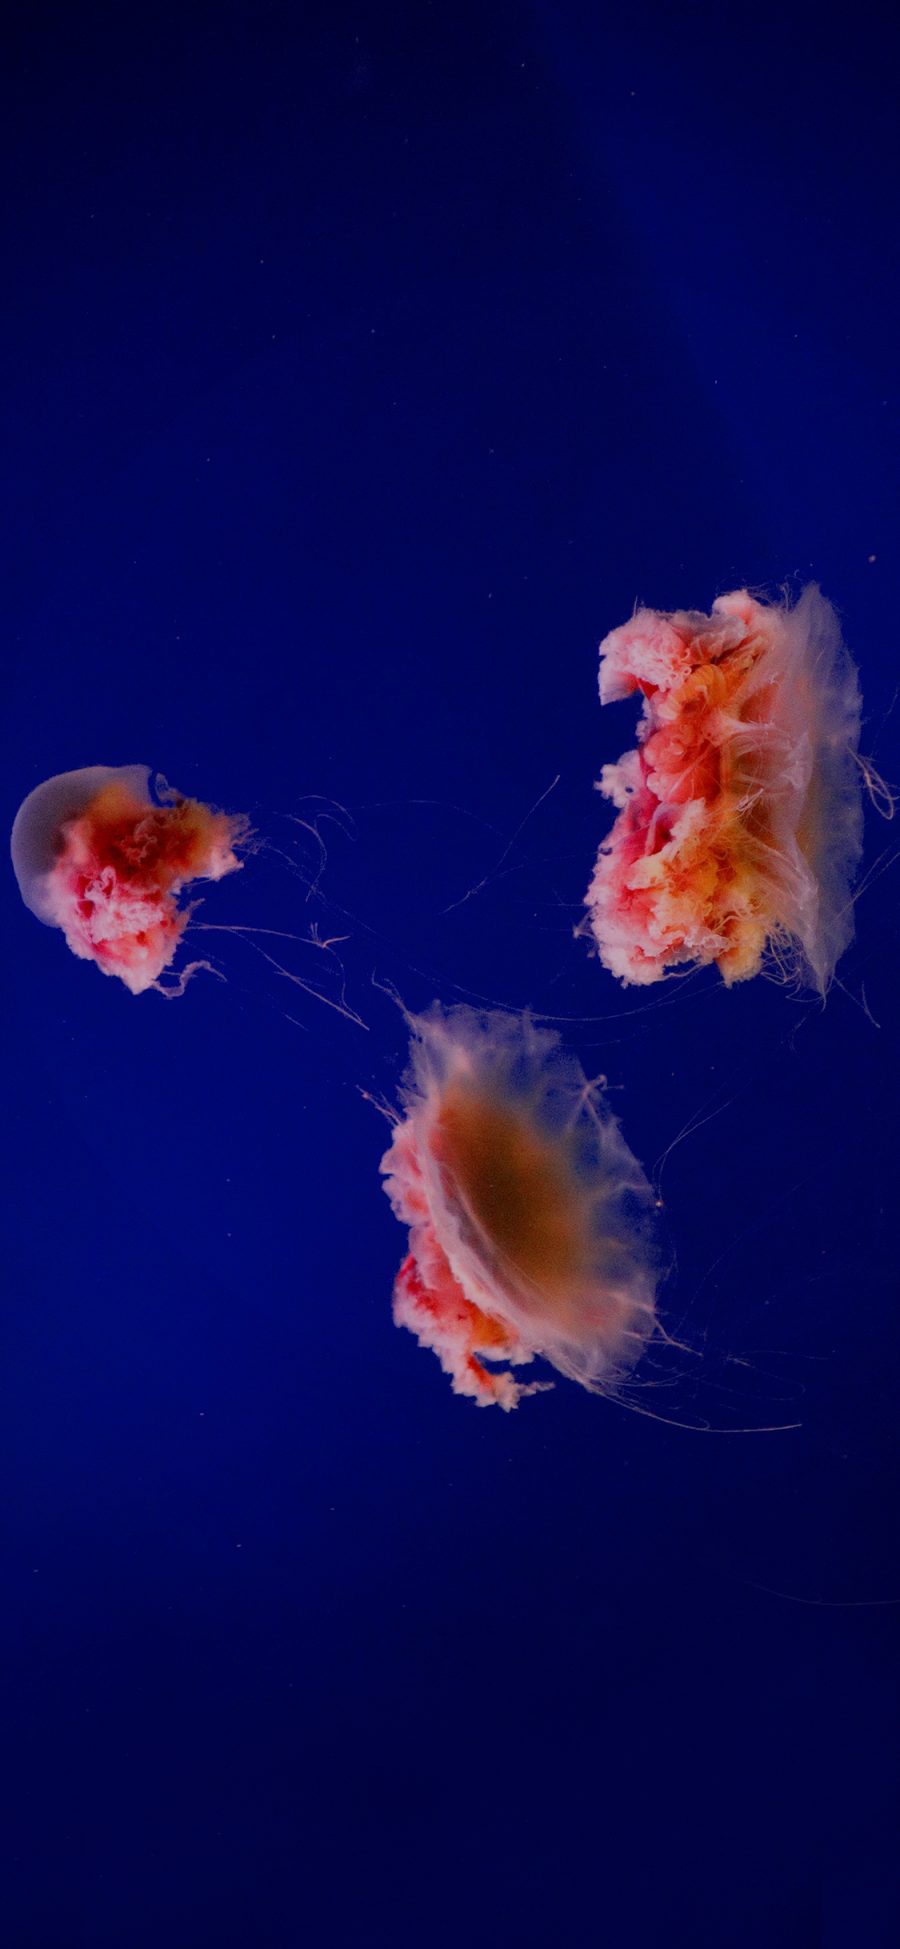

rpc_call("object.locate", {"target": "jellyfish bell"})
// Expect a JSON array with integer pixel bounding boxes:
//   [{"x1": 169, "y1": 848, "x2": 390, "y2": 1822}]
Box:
[
  {"x1": 380, "y1": 1003, "x2": 661, "y2": 1409},
  {"x1": 584, "y1": 584, "x2": 864, "y2": 994},
  {"x1": 11, "y1": 762, "x2": 249, "y2": 995}
]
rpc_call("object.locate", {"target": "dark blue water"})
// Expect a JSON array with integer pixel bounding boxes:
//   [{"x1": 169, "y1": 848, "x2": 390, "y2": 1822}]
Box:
[{"x1": 3, "y1": 6, "x2": 898, "y2": 1944}]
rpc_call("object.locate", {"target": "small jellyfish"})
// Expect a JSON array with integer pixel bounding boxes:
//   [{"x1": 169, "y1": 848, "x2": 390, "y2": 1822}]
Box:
[
  {"x1": 11, "y1": 763, "x2": 249, "y2": 995},
  {"x1": 380, "y1": 1003, "x2": 659, "y2": 1409},
  {"x1": 583, "y1": 585, "x2": 864, "y2": 992}
]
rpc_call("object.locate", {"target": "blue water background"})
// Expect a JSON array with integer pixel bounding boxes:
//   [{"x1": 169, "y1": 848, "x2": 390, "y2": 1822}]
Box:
[{"x1": 2, "y1": 6, "x2": 898, "y2": 1944}]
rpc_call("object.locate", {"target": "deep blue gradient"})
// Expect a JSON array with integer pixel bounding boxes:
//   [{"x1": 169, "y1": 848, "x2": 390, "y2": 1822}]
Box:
[{"x1": 3, "y1": 6, "x2": 899, "y2": 1944}]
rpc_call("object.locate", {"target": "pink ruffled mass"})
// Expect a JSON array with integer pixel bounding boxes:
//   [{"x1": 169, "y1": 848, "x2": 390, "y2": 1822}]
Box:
[
  {"x1": 380, "y1": 1005, "x2": 659, "y2": 1410},
  {"x1": 583, "y1": 586, "x2": 863, "y2": 993},
  {"x1": 11, "y1": 764, "x2": 249, "y2": 994}
]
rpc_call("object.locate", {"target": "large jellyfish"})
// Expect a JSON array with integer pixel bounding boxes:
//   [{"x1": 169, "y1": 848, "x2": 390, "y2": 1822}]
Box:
[
  {"x1": 11, "y1": 764, "x2": 249, "y2": 995},
  {"x1": 379, "y1": 1004, "x2": 660, "y2": 1409},
  {"x1": 583, "y1": 585, "x2": 864, "y2": 993}
]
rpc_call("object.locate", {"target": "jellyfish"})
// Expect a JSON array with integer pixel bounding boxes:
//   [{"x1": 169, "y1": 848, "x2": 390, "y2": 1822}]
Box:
[
  {"x1": 11, "y1": 764, "x2": 250, "y2": 995},
  {"x1": 379, "y1": 1003, "x2": 660, "y2": 1409},
  {"x1": 583, "y1": 585, "x2": 864, "y2": 993}
]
